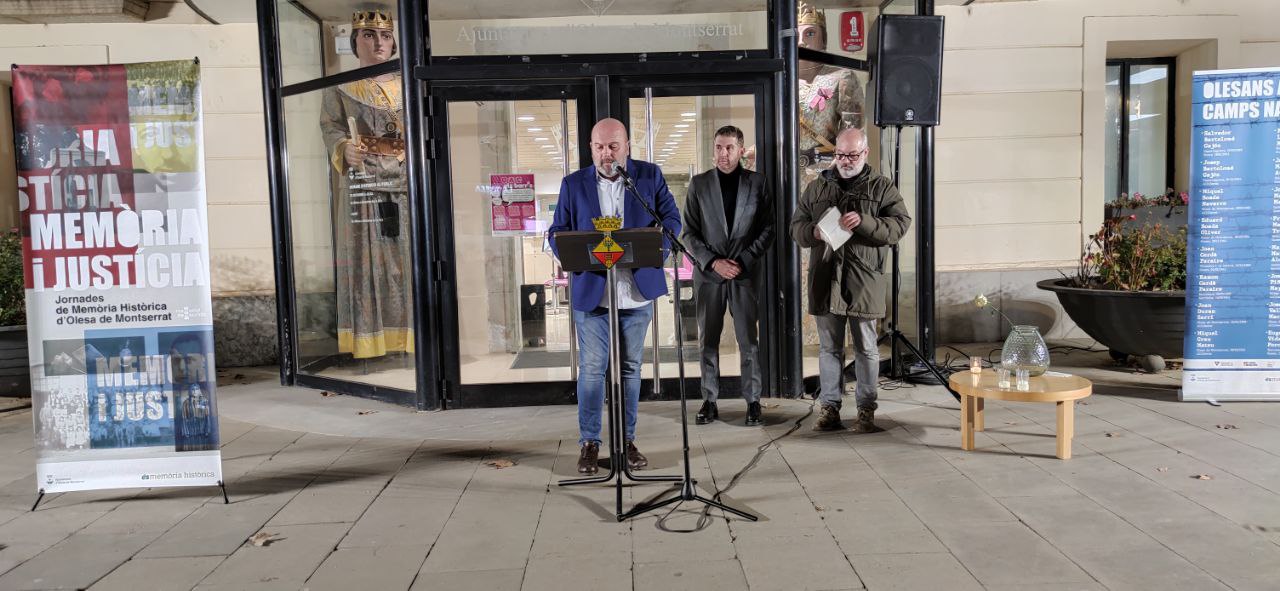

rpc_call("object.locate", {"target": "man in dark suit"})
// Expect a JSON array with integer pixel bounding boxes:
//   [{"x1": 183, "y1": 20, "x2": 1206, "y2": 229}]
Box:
[
  {"x1": 681, "y1": 125, "x2": 775, "y2": 426},
  {"x1": 547, "y1": 118, "x2": 682, "y2": 475}
]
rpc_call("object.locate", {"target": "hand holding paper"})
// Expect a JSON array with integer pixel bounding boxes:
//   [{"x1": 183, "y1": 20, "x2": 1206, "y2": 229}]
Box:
[{"x1": 817, "y1": 206, "x2": 853, "y2": 251}]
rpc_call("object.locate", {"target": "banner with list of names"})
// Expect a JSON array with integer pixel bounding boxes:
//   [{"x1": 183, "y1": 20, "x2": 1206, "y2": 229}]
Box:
[{"x1": 1183, "y1": 66, "x2": 1280, "y2": 401}]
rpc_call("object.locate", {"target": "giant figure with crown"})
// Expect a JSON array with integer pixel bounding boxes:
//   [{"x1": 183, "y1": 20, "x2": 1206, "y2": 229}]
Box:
[
  {"x1": 319, "y1": 9, "x2": 414, "y2": 362},
  {"x1": 797, "y1": 1, "x2": 866, "y2": 187}
]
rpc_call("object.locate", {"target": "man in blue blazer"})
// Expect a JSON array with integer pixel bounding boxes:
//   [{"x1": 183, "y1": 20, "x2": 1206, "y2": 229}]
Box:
[{"x1": 548, "y1": 118, "x2": 682, "y2": 476}]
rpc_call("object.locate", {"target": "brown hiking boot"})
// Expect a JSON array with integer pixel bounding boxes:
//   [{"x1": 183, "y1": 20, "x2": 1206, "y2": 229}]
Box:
[
  {"x1": 625, "y1": 441, "x2": 648, "y2": 470},
  {"x1": 812, "y1": 404, "x2": 845, "y2": 432},
  {"x1": 855, "y1": 408, "x2": 885, "y2": 433},
  {"x1": 577, "y1": 442, "x2": 599, "y2": 474}
]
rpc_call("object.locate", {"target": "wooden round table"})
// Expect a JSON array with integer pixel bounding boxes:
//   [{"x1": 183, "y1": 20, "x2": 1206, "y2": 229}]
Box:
[{"x1": 948, "y1": 370, "x2": 1092, "y2": 459}]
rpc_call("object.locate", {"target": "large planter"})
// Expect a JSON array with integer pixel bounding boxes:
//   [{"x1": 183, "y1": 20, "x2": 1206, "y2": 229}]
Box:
[
  {"x1": 0, "y1": 325, "x2": 30, "y2": 398},
  {"x1": 1037, "y1": 278, "x2": 1185, "y2": 360}
]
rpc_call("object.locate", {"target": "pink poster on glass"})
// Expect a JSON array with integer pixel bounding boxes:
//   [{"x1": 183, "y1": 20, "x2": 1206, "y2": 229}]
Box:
[{"x1": 489, "y1": 173, "x2": 536, "y2": 235}]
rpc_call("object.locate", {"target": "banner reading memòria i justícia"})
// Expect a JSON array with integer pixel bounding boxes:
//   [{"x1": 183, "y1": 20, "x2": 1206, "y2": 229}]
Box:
[
  {"x1": 12, "y1": 60, "x2": 222, "y2": 493},
  {"x1": 1183, "y1": 66, "x2": 1280, "y2": 401}
]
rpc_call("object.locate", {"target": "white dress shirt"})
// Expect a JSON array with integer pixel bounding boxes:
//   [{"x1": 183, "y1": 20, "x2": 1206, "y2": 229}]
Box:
[{"x1": 597, "y1": 171, "x2": 651, "y2": 310}]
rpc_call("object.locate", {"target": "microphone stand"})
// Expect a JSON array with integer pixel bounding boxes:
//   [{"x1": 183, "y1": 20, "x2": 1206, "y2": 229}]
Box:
[{"x1": 614, "y1": 165, "x2": 757, "y2": 522}]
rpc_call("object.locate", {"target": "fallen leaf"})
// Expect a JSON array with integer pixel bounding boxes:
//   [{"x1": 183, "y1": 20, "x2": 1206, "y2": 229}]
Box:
[
  {"x1": 1215, "y1": 424, "x2": 1238, "y2": 430},
  {"x1": 321, "y1": 391, "x2": 337, "y2": 397},
  {"x1": 1004, "y1": 421, "x2": 1017, "y2": 426},
  {"x1": 1157, "y1": 467, "x2": 1170, "y2": 472},
  {"x1": 1105, "y1": 432, "x2": 1121, "y2": 438},
  {"x1": 357, "y1": 410, "x2": 378, "y2": 416},
  {"x1": 814, "y1": 504, "x2": 827, "y2": 512},
  {"x1": 1245, "y1": 524, "x2": 1276, "y2": 533},
  {"x1": 1193, "y1": 474, "x2": 1213, "y2": 480},
  {"x1": 248, "y1": 532, "x2": 283, "y2": 547},
  {"x1": 484, "y1": 458, "x2": 516, "y2": 469}
]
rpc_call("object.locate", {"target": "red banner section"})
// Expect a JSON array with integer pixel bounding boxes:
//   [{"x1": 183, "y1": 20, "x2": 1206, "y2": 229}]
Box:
[{"x1": 13, "y1": 65, "x2": 138, "y2": 290}]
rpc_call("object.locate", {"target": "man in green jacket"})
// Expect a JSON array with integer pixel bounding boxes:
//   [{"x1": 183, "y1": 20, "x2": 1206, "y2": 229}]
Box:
[{"x1": 789, "y1": 128, "x2": 911, "y2": 432}]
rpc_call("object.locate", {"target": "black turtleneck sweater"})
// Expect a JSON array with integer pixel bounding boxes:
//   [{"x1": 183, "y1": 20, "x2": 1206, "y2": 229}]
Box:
[{"x1": 717, "y1": 166, "x2": 742, "y2": 229}]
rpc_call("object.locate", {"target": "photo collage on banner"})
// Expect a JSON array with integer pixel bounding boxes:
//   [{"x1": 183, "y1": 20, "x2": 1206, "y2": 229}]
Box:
[{"x1": 13, "y1": 60, "x2": 222, "y2": 493}]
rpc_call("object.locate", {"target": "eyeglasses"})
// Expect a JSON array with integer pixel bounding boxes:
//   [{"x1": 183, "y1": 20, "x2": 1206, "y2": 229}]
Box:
[{"x1": 833, "y1": 150, "x2": 867, "y2": 161}]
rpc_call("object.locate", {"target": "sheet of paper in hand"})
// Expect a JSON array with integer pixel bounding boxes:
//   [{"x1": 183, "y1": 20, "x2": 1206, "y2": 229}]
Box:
[{"x1": 817, "y1": 206, "x2": 853, "y2": 251}]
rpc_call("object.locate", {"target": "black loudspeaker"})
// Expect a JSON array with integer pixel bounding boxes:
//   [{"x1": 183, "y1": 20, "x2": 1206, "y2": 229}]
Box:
[{"x1": 871, "y1": 15, "x2": 944, "y2": 127}]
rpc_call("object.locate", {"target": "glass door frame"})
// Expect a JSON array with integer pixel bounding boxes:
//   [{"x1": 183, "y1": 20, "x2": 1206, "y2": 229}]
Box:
[
  {"x1": 427, "y1": 80, "x2": 597, "y2": 409},
  {"x1": 406, "y1": 0, "x2": 804, "y2": 408},
  {"x1": 427, "y1": 75, "x2": 781, "y2": 409},
  {"x1": 255, "y1": 1, "x2": 950, "y2": 409}
]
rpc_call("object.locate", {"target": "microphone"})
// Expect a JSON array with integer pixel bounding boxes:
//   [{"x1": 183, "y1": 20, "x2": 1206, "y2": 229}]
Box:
[
  {"x1": 610, "y1": 161, "x2": 642, "y2": 198},
  {"x1": 610, "y1": 161, "x2": 661, "y2": 229},
  {"x1": 609, "y1": 160, "x2": 631, "y2": 181}
]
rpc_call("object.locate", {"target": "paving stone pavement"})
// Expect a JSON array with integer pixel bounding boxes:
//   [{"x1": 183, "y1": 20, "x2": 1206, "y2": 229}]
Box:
[{"x1": 0, "y1": 347, "x2": 1276, "y2": 590}]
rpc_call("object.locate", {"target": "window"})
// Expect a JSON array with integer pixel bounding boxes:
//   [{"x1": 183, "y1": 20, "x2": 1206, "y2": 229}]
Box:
[
  {"x1": 277, "y1": 0, "x2": 324, "y2": 85},
  {"x1": 1105, "y1": 58, "x2": 1176, "y2": 200}
]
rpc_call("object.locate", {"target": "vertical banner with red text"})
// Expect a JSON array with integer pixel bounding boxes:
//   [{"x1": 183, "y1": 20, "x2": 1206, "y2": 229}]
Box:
[{"x1": 13, "y1": 60, "x2": 222, "y2": 493}]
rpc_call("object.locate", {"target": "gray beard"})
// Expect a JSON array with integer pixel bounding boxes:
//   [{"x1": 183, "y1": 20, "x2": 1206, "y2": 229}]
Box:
[{"x1": 837, "y1": 164, "x2": 862, "y2": 179}]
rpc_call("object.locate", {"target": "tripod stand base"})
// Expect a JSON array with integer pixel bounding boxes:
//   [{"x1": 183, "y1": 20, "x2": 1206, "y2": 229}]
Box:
[
  {"x1": 904, "y1": 363, "x2": 946, "y2": 385},
  {"x1": 883, "y1": 329, "x2": 960, "y2": 401},
  {"x1": 618, "y1": 478, "x2": 758, "y2": 522}
]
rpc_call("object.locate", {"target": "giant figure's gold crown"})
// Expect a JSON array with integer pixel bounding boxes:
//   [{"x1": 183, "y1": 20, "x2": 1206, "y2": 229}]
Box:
[
  {"x1": 352, "y1": 10, "x2": 393, "y2": 31},
  {"x1": 798, "y1": 1, "x2": 826, "y2": 29}
]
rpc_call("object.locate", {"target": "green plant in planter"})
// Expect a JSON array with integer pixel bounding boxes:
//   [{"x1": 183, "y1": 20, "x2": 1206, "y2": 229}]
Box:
[
  {"x1": 0, "y1": 228, "x2": 25, "y2": 327},
  {"x1": 1042, "y1": 192, "x2": 1189, "y2": 370},
  {"x1": 1070, "y1": 216, "x2": 1187, "y2": 292}
]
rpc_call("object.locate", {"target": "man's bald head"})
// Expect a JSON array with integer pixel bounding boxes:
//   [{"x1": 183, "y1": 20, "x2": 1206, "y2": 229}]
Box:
[
  {"x1": 832, "y1": 127, "x2": 870, "y2": 179},
  {"x1": 835, "y1": 128, "x2": 867, "y2": 153},
  {"x1": 590, "y1": 118, "x2": 630, "y2": 176}
]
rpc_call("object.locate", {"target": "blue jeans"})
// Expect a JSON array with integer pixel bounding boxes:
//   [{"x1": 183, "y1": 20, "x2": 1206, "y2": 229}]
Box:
[{"x1": 574, "y1": 305, "x2": 653, "y2": 445}]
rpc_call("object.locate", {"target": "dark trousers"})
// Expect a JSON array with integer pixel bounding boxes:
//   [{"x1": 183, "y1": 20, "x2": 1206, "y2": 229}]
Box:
[{"x1": 695, "y1": 279, "x2": 762, "y2": 403}]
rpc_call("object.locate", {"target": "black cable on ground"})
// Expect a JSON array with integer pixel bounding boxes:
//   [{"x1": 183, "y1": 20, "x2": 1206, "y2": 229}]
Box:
[{"x1": 655, "y1": 400, "x2": 816, "y2": 533}]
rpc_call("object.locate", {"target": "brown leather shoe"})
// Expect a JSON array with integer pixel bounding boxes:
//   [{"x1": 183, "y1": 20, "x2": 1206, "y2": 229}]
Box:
[
  {"x1": 625, "y1": 441, "x2": 648, "y2": 470},
  {"x1": 577, "y1": 442, "x2": 599, "y2": 474}
]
